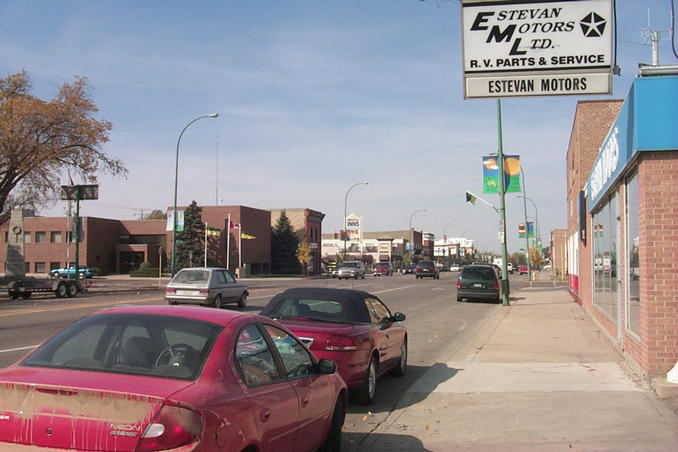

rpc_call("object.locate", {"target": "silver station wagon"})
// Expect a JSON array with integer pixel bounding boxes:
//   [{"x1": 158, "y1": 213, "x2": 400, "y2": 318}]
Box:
[{"x1": 165, "y1": 267, "x2": 248, "y2": 309}]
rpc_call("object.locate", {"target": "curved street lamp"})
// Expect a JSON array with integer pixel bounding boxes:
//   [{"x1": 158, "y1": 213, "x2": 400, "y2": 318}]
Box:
[
  {"x1": 171, "y1": 113, "x2": 219, "y2": 276},
  {"x1": 343, "y1": 182, "x2": 369, "y2": 258}
]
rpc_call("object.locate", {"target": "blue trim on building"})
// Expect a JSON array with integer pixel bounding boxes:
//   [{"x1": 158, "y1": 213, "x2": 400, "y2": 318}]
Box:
[{"x1": 588, "y1": 74, "x2": 678, "y2": 211}]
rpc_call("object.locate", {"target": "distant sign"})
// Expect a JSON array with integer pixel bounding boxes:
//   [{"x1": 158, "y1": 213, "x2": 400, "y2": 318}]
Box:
[
  {"x1": 461, "y1": 0, "x2": 613, "y2": 98},
  {"x1": 60, "y1": 184, "x2": 99, "y2": 200}
]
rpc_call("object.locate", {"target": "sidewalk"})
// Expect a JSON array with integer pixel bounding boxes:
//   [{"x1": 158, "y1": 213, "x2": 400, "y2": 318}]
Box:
[{"x1": 357, "y1": 277, "x2": 678, "y2": 451}]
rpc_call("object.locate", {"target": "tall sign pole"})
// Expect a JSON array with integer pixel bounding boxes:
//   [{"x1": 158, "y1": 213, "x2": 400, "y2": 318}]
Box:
[
  {"x1": 60, "y1": 184, "x2": 98, "y2": 287},
  {"x1": 496, "y1": 100, "x2": 510, "y2": 306}
]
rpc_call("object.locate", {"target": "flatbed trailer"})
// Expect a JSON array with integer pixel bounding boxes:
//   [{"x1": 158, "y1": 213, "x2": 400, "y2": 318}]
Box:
[{"x1": 7, "y1": 278, "x2": 80, "y2": 299}]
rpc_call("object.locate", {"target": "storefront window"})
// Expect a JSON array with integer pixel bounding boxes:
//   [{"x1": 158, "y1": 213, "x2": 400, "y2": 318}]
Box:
[
  {"x1": 592, "y1": 194, "x2": 618, "y2": 321},
  {"x1": 626, "y1": 173, "x2": 640, "y2": 336}
]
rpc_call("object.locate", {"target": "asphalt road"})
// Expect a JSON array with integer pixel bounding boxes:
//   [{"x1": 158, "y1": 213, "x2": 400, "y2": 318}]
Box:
[{"x1": 0, "y1": 271, "x2": 530, "y2": 450}]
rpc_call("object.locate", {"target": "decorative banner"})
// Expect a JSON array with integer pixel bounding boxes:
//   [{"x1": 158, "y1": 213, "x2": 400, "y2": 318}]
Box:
[
  {"x1": 482, "y1": 155, "x2": 521, "y2": 194},
  {"x1": 166, "y1": 209, "x2": 184, "y2": 232},
  {"x1": 518, "y1": 221, "x2": 535, "y2": 238}
]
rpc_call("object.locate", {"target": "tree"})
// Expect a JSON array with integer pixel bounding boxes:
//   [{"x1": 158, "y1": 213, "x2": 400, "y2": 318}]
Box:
[
  {"x1": 175, "y1": 201, "x2": 204, "y2": 270},
  {"x1": 271, "y1": 210, "x2": 299, "y2": 274},
  {"x1": 144, "y1": 209, "x2": 167, "y2": 220},
  {"x1": 0, "y1": 71, "x2": 126, "y2": 220},
  {"x1": 529, "y1": 245, "x2": 544, "y2": 268},
  {"x1": 296, "y1": 239, "x2": 312, "y2": 276}
]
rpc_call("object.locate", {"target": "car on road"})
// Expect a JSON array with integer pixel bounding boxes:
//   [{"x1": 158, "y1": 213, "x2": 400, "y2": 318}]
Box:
[
  {"x1": 450, "y1": 264, "x2": 460, "y2": 272},
  {"x1": 401, "y1": 265, "x2": 415, "y2": 275},
  {"x1": 373, "y1": 262, "x2": 393, "y2": 276},
  {"x1": 415, "y1": 260, "x2": 440, "y2": 279},
  {"x1": 519, "y1": 265, "x2": 529, "y2": 275},
  {"x1": 507, "y1": 262, "x2": 514, "y2": 274},
  {"x1": 334, "y1": 260, "x2": 366, "y2": 279},
  {"x1": 457, "y1": 264, "x2": 501, "y2": 303},
  {"x1": 49, "y1": 265, "x2": 95, "y2": 279},
  {"x1": 165, "y1": 267, "x2": 248, "y2": 309},
  {"x1": 0, "y1": 305, "x2": 347, "y2": 451},
  {"x1": 261, "y1": 287, "x2": 407, "y2": 405}
]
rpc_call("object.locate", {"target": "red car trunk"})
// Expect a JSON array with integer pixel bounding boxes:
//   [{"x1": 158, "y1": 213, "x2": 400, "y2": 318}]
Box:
[{"x1": 0, "y1": 367, "x2": 195, "y2": 451}]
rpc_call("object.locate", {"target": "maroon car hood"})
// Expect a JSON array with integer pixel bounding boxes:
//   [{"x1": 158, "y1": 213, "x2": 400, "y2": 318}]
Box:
[{"x1": 0, "y1": 366, "x2": 194, "y2": 451}]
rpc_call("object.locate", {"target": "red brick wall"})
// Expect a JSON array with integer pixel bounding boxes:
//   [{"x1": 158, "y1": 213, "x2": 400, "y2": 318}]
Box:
[
  {"x1": 638, "y1": 151, "x2": 678, "y2": 375},
  {"x1": 566, "y1": 100, "x2": 623, "y2": 301}
]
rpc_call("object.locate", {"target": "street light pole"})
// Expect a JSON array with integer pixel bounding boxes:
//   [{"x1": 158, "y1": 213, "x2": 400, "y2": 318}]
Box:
[
  {"x1": 409, "y1": 209, "x2": 426, "y2": 258},
  {"x1": 519, "y1": 167, "x2": 532, "y2": 285},
  {"x1": 496, "y1": 99, "x2": 510, "y2": 306},
  {"x1": 343, "y1": 182, "x2": 368, "y2": 259},
  {"x1": 171, "y1": 113, "x2": 219, "y2": 276}
]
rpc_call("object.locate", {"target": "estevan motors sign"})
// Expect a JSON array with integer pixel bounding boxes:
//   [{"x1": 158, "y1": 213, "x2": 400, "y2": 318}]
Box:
[{"x1": 461, "y1": 0, "x2": 612, "y2": 98}]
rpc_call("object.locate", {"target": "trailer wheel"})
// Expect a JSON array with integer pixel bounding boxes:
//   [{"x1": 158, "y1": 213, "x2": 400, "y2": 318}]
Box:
[
  {"x1": 55, "y1": 282, "x2": 68, "y2": 298},
  {"x1": 67, "y1": 282, "x2": 78, "y2": 298}
]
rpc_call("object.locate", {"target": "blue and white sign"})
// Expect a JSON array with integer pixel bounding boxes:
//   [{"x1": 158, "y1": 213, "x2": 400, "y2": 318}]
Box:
[{"x1": 588, "y1": 74, "x2": 678, "y2": 210}]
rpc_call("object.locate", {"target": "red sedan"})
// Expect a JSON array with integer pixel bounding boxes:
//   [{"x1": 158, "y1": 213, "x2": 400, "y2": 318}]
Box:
[
  {"x1": 0, "y1": 305, "x2": 346, "y2": 451},
  {"x1": 261, "y1": 287, "x2": 407, "y2": 405}
]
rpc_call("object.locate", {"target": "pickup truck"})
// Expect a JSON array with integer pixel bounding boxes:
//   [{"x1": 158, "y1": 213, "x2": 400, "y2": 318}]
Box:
[{"x1": 49, "y1": 266, "x2": 95, "y2": 279}]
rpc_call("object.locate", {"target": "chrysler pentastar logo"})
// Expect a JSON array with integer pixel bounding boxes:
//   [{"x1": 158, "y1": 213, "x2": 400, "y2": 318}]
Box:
[{"x1": 580, "y1": 12, "x2": 606, "y2": 37}]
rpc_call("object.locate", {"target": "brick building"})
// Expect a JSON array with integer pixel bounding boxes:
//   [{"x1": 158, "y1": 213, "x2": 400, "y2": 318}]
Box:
[
  {"x1": 1, "y1": 205, "x2": 307, "y2": 276},
  {"x1": 270, "y1": 208, "x2": 325, "y2": 275},
  {"x1": 566, "y1": 69, "x2": 678, "y2": 382},
  {"x1": 549, "y1": 228, "x2": 567, "y2": 281}
]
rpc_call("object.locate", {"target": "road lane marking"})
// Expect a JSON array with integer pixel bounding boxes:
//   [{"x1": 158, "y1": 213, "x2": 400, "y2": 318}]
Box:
[
  {"x1": 0, "y1": 295, "x2": 164, "y2": 318},
  {"x1": 372, "y1": 285, "x2": 417, "y2": 294},
  {"x1": 0, "y1": 345, "x2": 38, "y2": 354}
]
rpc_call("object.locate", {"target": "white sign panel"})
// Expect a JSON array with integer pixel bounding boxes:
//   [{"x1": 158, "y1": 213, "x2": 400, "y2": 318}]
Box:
[{"x1": 461, "y1": 0, "x2": 612, "y2": 98}]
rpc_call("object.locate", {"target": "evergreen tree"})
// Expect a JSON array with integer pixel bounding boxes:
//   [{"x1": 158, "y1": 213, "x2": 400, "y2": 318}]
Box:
[
  {"x1": 175, "y1": 201, "x2": 204, "y2": 270},
  {"x1": 271, "y1": 210, "x2": 300, "y2": 274}
]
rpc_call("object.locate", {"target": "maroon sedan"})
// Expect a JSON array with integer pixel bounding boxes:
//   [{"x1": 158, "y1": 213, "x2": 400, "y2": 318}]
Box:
[
  {"x1": 261, "y1": 287, "x2": 407, "y2": 405},
  {"x1": 0, "y1": 305, "x2": 346, "y2": 451}
]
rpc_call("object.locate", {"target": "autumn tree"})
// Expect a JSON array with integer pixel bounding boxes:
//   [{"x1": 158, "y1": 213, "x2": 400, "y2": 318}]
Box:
[
  {"x1": 0, "y1": 70, "x2": 126, "y2": 220},
  {"x1": 144, "y1": 209, "x2": 167, "y2": 220},
  {"x1": 174, "y1": 201, "x2": 204, "y2": 270},
  {"x1": 296, "y1": 239, "x2": 312, "y2": 276}
]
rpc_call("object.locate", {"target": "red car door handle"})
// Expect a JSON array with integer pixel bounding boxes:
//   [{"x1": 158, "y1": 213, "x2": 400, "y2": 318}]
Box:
[
  {"x1": 260, "y1": 408, "x2": 271, "y2": 422},
  {"x1": 300, "y1": 396, "x2": 309, "y2": 407}
]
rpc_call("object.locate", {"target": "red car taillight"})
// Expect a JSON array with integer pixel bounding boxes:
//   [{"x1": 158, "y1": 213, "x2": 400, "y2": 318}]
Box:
[
  {"x1": 165, "y1": 288, "x2": 176, "y2": 294},
  {"x1": 136, "y1": 405, "x2": 202, "y2": 451},
  {"x1": 457, "y1": 280, "x2": 462, "y2": 289},
  {"x1": 494, "y1": 281, "x2": 499, "y2": 291},
  {"x1": 324, "y1": 335, "x2": 359, "y2": 351},
  {"x1": 199, "y1": 289, "x2": 209, "y2": 295}
]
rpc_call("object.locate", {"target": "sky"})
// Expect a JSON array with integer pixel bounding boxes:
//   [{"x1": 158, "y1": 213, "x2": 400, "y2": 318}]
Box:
[{"x1": 1, "y1": 0, "x2": 675, "y2": 254}]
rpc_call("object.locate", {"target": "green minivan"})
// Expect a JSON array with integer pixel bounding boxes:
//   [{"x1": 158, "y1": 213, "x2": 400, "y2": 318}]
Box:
[{"x1": 456, "y1": 264, "x2": 500, "y2": 303}]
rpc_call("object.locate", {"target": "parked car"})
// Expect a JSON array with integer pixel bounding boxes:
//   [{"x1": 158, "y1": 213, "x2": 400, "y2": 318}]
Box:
[
  {"x1": 0, "y1": 305, "x2": 347, "y2": 451},
  {"x1": 334, "y1": 260, "x2": 366, "y2": 279},
  {"x1": 49, "y1": 265, "x2": 95, "y2": 279},
  {"x1": 507, "y1": 262, "x2": 514, "y2": 274},
  {"x1": 519, "y1": 265, "x2": 529, "y2": 275},
  {"x1": 402, "y1": 265, "x2": 415, "y2": 274},
  {"x1": 457, "y1": 264, "x2": 501, "y2": 303},
  {"x1": 373, "y1": 262, "x2": 393, "y2": 276},
  {"x1": 165, "y1": 267, "x2": 248, "y2": 309},
  {"x1": 261, "y1": 287, "x2": 407, "y2": 405},
  {"x1": 450, "y1": 264, "x2": 460, "y2": 272},
  {"x1": 415, "y1": 260, "x2": 440, "y2": 279}
]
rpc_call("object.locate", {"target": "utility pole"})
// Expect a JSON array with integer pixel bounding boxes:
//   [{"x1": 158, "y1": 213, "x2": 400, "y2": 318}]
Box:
[{"x1": 496, "y1": 99, "x2": 510, "y2": 306}]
